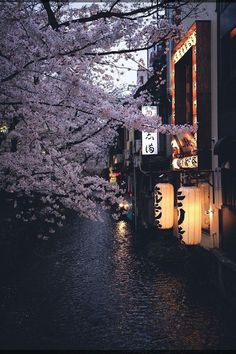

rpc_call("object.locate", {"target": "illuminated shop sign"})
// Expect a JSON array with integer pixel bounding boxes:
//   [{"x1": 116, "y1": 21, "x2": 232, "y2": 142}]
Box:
[
  {"x1": 171, "y1": 132, "x2": 198, "y2": 170},
  {"x1": 141, "y1": 106, "x2": 158, "y2": 155},
  {"x1": 172, "y1": 132, "x2": 197, "y2": 156},
  {"x1": 171, "y1": 23, "x2": 198, "y2": 170},
  {"x1": 172, "y1": 155, "x2": 198, "y2": 170},
  {"x1": 173, "y1": 31, "x2": 196, "y2": 64},
  {"x1": 142, "y1": 131, "x2": 158, "y2": 155}
]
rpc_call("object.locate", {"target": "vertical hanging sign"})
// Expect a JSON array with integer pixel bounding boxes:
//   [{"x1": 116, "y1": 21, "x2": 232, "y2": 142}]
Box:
[{"x1": 141, "y1": 106, "x2": 158, "y2": 155}]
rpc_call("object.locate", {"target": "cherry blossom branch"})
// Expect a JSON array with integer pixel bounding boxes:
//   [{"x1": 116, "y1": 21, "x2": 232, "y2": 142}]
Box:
[
  {"x1": 59, "y1": 119, "x2": 113, "y2": 150},
  {"x1": 84, "y1": 30, "x2": 173, "y2": 57},
  {"x1": 57, "y1": 4, "x2": 159, "y2": 28},
  {"x1": 44, "y1": 0, "x2": 192, "y2": 29}
]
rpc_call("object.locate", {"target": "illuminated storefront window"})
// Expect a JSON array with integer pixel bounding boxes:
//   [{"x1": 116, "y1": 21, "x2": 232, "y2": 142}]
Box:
[{"x1": 171, "y1": 21, "x2": 211, "y2": 171}]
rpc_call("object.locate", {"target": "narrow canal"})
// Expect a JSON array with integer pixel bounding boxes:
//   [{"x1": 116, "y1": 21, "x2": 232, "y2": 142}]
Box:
[{"x1": 0, "y1": 213, "x2": 236, "y2": 350}]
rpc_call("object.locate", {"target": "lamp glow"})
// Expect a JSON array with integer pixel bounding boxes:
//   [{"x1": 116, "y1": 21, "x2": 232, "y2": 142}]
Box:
[
  {"x1": 154, "y1": 183, "x2": 174, "y2": 229},
  {"x1": 177, "y1": 186, "x2": 201, "y2": 245}
]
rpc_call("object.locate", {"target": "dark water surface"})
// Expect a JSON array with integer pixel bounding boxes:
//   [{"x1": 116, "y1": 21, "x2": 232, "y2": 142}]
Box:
[{"x1": 0, "y1": 214, "x2": 236, "y2": 350}]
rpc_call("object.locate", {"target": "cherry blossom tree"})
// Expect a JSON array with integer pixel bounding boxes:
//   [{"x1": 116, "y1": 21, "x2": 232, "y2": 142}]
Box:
[{"x1": 0, "y1": 1, "x2": 199, "y2": 231}]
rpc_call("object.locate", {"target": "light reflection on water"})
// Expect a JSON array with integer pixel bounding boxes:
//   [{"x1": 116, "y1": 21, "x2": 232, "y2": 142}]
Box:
[
  {"x1": 116, "y1": 220, "x2": 128, "y2": 238},
  {"x1": 114, "y1": 220, "x2": 131, "y2": 265},
  {"x1": 114, "y1": 220, "x2": 132, "y2": 292}
]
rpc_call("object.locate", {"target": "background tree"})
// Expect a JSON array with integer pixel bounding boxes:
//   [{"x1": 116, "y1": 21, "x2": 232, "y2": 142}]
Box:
[{"x1": 0, "y1": 1, "x2": 200, "y2": 232}]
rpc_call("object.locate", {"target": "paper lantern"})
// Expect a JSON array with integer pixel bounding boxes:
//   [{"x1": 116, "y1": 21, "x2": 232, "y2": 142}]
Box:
[
  {"x1": 177, "y1": 186, "x2": 201, "y2": 245},
  {"x1": 154, "y1": 183, "x2": 174, "y2": 229}
]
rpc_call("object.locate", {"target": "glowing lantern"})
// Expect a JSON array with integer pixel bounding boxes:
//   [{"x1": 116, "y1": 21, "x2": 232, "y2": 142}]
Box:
[
  {"x1": 113, "y1": 171, "x2": 120, "y2": 177},
  {"x1": 154, "y1": 183, "x2": 174, "y2": 229},
  {"x1": 177, "y1": 186, "x2": 201, "y2": 245}
]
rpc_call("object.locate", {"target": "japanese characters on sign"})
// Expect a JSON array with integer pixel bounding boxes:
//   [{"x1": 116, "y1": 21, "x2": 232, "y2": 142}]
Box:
[
  {"x1": 141, "y1": 106, "x2": 158, "y2": 155},
  {"x1": 171, "y1": 24, "x2": 198, "y2": 170},
  {"x1": 173, "y1": 31, "x2": 196, "y2": 64},
  {"x1": 172, "y1": 155, "x2": 198, "y2": 169},
  {"x1": 142, "y1": 131, "x2": 158, "y2": 155}
]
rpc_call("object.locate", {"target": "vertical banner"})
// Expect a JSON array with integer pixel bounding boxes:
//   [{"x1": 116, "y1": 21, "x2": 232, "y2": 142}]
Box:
[{"x1": 141, "y1": 106, "x2": 158, "y2": 156}]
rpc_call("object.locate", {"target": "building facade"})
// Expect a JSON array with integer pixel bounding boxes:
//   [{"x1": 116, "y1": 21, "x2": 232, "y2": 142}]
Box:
[
  {"x1": 215, "y1": 1, "x2": 236, "y2": 260},
  {"x1": 170, "y1": 10, "x2": 220, "y2": 248},
  {"x1": 108, "y1": 1, "x2": 236, "y2": 259},
  {"x1": 107, "y1": 1, "x2": 236, "y2": 306}
]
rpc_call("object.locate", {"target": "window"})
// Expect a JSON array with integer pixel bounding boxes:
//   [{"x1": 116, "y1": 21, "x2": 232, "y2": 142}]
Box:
[{"x1": 175, "y1": 49, "x2": 193, "y2": 125}]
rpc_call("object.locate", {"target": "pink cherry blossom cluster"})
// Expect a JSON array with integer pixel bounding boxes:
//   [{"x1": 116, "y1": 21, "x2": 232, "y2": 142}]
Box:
[{"x1": 0, "y1": 1, "x2": 198, "y2": 226}]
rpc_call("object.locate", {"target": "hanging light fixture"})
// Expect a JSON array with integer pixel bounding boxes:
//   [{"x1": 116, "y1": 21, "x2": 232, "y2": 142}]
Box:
[
  {"x1": 177, "y1": 186, "x2": 201, "y2": 245},
  {"x1": 154, "y1": 183, "x2": 174, "y2": 229}
]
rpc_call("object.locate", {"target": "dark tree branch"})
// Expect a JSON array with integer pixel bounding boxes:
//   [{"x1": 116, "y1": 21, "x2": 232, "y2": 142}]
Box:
[
  {"x1": 84, "y1": 29, "x2": 173, "y2": 57},
  {"x1": 1, "y1": 40, "x2": 96, "y2": 83},
  {"x1": 56, "y1": 1, "x2": 193, "y2": 29},
  {"x1": 0, "y1": 102, "x2": 22, "y2": 105},
  {"x1": 32, "y1": 171, "x2": 54, "y2": 176},
  {"x1": 85, "y1": 43, "x2": 155, "y2": 57},
  {"x1": 41, "y1": 0, "x2": 59, "y2": 30},
  {"x1": 0, "y1": 50, "x2": 10, "y2": 61},
  {"x1": 109, "y1": 0, "x2": 121, "y2": 13},
  {"x1": 82, "y1": 153, "x2": 93, "y2": 165},
  {"x1": 57, "y1": 4, "x2": 158, "y2": 28},
  {"x1": 1, "y1": 1, "x2": 196, "y2": 83},
  {"x1": 133, "y1": 75, "x2": 159, "y2": 99}
]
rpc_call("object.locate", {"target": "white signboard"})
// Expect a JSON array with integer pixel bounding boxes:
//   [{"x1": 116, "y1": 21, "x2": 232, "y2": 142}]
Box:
[
  {"x1": 142, "y1": 131, "x2": 158, "y2": 155},
  {"x1": 141, "y1": 106, "x2": 158, "y2": 155},
  {"x1": 142, "y1": 105, "x2": 158, "y2": 117}
]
